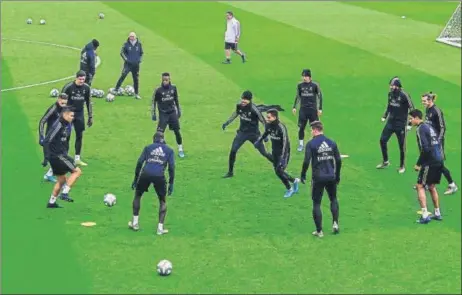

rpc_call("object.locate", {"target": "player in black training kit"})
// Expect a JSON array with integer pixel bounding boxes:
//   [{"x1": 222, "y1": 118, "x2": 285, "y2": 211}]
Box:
[
  {"x1": 114, "y1": 32, "x2": 143, "y2": 99},
  {"x1": 43, "y1": 107, "x2": 82, "y2": 207},
  {"x1": 254, "y1": 109, "x2": 300, "y2": 198},
  {"x1": 79, "y1": 39, "x2": 99, "y2": 86},
  {"x1": 301, "y1": 121, "x2": 342, "y2": 238},
  {"x1": 292, "y1": 69, "x2": 323, "y2": 152},
  {"x1": 422, "y1": 92, "x2": 458, "y2": 195},
  {"x1": 377, "y1": 77, "x2": 414, "y2": 173},
  {"x1": 409, "y1": 109, "x2": 443, "y2": 224},
  {"x1": 62, "y1": 70, "x2": 93, "y2": 166},
  {"x1": 39, "y1": 93, "x2": 69, "y2": 183},
  {"x1": 129, "y1": 132, "x2": 175, "y2": 235},
  {"x1": 221, "y1": 90, "x2": 273, "y2": 178},
  {"x1": 152, "y1": 72, "x2": 185, "y2": 158}
]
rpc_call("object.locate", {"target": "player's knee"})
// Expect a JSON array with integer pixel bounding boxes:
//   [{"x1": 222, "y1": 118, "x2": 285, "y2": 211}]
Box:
[
  {"x1": 73, "y1": 167, "x2": 82, "y2": 176},
  {"x1": 416, "y1": 183, "x2": 425, "y2": 190},
  {"x1": 428, "y1": 184, "x2": 436, "y2": 192}
]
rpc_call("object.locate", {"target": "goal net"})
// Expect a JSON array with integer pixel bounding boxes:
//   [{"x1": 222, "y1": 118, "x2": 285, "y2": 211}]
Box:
[{"x1": 436, "y1": 3, "x2": 461, "y2": 48}]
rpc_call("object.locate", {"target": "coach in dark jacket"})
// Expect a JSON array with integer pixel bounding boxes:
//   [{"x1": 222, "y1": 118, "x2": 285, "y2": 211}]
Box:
[
  {"x1": 80, "y1": 39, "x2": 99, "y2": 86},
  {"x1": 114, "y1": 32, "x2": 144, "y2": 99}
]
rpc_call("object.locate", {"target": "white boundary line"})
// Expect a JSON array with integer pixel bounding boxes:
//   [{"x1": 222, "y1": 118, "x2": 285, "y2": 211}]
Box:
[{"x1": 1, "y1": 38, "x2": 101, "y2": 92}]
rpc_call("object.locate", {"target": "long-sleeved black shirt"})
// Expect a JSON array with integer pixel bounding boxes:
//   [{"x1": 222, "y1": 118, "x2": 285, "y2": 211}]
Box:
[
  {"x1": 301, "y1": 134, "x2": 342, "y2": 182},
  {"x1": 43, "y1": 118, "x2": 71, "y2": 158},
  {"x1": 134, "y1": 142, "x2": 175, "y2": 184},
  {"x1": 80, "y1": 41, "x2": 97, "y2": 75},
  {"x1": 416, "y1": 122, "x2": 443, "y2": 166},
  {"x1": 223, "y1": 103, "x2": 266, "y2": 133},
  {"x1": 120, "y1": 39, "x2": 143, "y2": 64},
  {"x1": 425, "y1": 105, "x2": 446, "y2": 141},
  {"x1": 383, "y1": 90, "x2": 414, "y2": 125},
  {"x1": 61, "y1": 81, "x2": 92, "y2": 116},
  {"x1": 39, "y1": 102, "x2": 62, "y2": 138},
  {"x1": 293, "y1": 81, "x2": 323, "y2": 111},
  {"x1": 259, "y1": 120, "x2": 290, "y2": 158},
  {"x1": 152, "y1": 84, "x2": 180, "y2": 114}
]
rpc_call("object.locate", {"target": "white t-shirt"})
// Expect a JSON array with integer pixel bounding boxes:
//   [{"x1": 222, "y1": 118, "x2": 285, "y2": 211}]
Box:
[{"x1": 224, "y1": 18, "x2": 241, "y2": 43}]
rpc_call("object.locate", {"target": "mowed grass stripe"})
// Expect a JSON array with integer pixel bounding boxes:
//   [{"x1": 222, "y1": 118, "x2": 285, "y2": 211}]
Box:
[
  {"x1": 224, "y1": 1, "x2": 462, "y2": 85},
  {"x1": 1, "y1": 59, "x2": 91, "y2": 294}
]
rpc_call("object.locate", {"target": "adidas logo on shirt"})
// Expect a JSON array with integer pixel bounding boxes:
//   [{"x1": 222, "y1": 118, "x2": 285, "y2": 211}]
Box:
[
  {"x1": 317, "y1": 141, "x2": 332, "y2": 153},
  {"x1": 151, "y1": 147, "x2": 165, "y2": 157}
]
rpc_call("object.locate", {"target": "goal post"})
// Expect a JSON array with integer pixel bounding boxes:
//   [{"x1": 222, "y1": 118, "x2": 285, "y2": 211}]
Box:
[{"x1": 436, "y1": 3, "x2": 461, "y2": 48}]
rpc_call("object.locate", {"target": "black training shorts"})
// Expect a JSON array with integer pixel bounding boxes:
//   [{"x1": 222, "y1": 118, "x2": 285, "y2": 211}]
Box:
[
  {"x1": 157, "y1": 111, "x2": 180, "y2": 132},
  {"x1": 298, "y1": 108, "x2": 319, "y2": 128},
  {"x1": 73, "y1": 112, "x2": 86, "y2": 133},
  {"x1": 417, "y1": 164, "x2": 443, "y2": 186},
  {"x1": 136, "y1": 173, "x2": 167, "y2": 198},
  {"x1": 49, "y1": 154, "x2": 76, "y2": 176},
  {"x1": 224, "y1": 42, "x2": 237, "y2": 51}
]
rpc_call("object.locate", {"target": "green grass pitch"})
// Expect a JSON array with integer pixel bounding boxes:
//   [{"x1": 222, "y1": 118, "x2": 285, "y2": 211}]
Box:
[{"x1": 1, "y1": 1, "x2": 461, "y2": 294}]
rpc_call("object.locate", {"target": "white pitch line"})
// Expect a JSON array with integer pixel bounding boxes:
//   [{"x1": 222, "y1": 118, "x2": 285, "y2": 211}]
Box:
[{"x1": 1, "y1": 38, "x2": 101, "y2": 92}]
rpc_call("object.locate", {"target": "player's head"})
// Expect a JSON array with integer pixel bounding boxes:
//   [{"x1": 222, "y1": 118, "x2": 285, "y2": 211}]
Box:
[
  {"x1": 161, "y1": 72, "x2": 171, "y2": 87},
  {"x1": 310, "y1": 121, "x2": 324, "y2": 136},
  {"x1": 421, "y1": 92, "x2": 437, "y2": 108},
  {"x1": 61, "y1": 106, "x2": 75, "y2": 123},
  {"x1": 75, "y1": 70, "x2": 86, "y2": 86},
  {"x1": 92, "y1": 39, "x2": 100, "y2": 49},
  {"x1": 266, "y1": 109, "x2": 279, "y2": 123},
  {"x1": 390, "y1": 76, "x2": 401, "y2": 91},
  {"x1": 409, "y1": 109, "x2": 423, "y2": 126},
  {"x1": 302, "y1": 69, "x2": 312, "y2": 81},
  {"x1": 128, "y1": 32, "x2": 137, "y2": 41},
  {"x1": 57, "y1": 93, "x2": 68, "y2": 107},
  {"x1": 240, "y1": 90, "x2": 252, "y2": 106},
  {"x1": 153, "y1": 131, "x2": 165, "y2": 144},
  {"x1": 226, "y1": 11, "x2": 234, "y2": 20}
]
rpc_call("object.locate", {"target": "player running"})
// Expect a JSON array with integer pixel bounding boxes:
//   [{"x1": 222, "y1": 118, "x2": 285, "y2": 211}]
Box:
[
  {"x1": 39, "y1": 93, "x2": 69, "y2": 183},
  {"x1": 422, "y1": 92, "x2": 458, "y2": 195},
  {"x1": 222, "y1": 11, "x2": 246, "y2": 64},
  {"x1": 300, "y1": 121, "x2": 342, "y2": 238},
  {"x1": 129, "y1": 132, "x2": 175, "y2": 235},
  {"x1": 43, "y1": 107, "x2": 82, "y2": 207},
  {"x1": 377, "y1": 77, "x2": 414, "y2": 173},
  {"x1": 152, "y1": 72, "x2": 185, "y2": 158},
  {"x1": 221, "y1": 90, "x2": 273, "y2": 178},
  {"x1": 61, "y1": 70, "x2": 93, "y2": 166},
  {"x1": 254, "y1": 109, "x2": 300, "y2": 198},
  {"x1": 292, "y1": 69, "x2": 323, "y2": 152},
  {"x1": 79, "y1": 39, "x2": 99, "y2": 86},
  {"x1": 409, "y1": 109, "x2": 443, "y2": 224}
]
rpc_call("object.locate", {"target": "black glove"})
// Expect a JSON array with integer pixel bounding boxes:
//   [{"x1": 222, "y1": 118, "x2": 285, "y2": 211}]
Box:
[
  {"x1": 336, "y1": 178, "x2": 340, "y2": 185},
  {"x1": 39, "y1": 135, "x2": 44, "y2": 146},
  {"x1": 301, "y1": 177, "x2": 306, "y2": 184},
  {"x1": 87, "y1": 117, "x2": 93, "y2": 127},
  {"x1": 263, "y1": 137, "x2": 269, "y2": 143},
  {"x1": 222, "y1": 123, "x2": 227, "y2": 130},
  {"x1": 178, "y1": 108, "x2": 182, "y2": 119},
  {"x1": 168, "y1": 183, "x2": 174, "y2": 196},
  {"x1": 279, "y1": 158, "x2": 287, "y2": 169},
  {"x1": 41, "y1": 158, "x2": 48, "y2": 167},
  {"x1": 152, "y1": 113, "x2": 157, "y2": 121},
  {"x1": 131, "y1": 179, "x2": 137, "y2": 190}
]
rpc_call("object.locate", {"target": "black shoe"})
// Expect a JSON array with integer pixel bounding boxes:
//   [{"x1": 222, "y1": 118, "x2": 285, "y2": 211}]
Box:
[
  {"x1": 222, "y1": 60, "x2": 231, "y2": 64},
  {"x1": 59, "y1": 193, "x2": 74, "y2": 202},
  {"x1": 241, "y1": 54, "x2": 246, "y2": 63},
  {"x1": 223, "y1": 172, "x2": 234, "y2": 178},
  {"x1": 47, "y1": 202, "x2": 62, "y2": 208}
]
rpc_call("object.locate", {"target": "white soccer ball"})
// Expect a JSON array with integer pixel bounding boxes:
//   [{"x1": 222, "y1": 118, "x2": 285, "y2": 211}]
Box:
[
  {"x1": 40, "y1": 19, "x2": 46, "y2": 25},
  {"x1": 96, "y1": 89, "x2": 105, "y2": 98},
  {"x1": 98, "y1": 12, "x2": 105, "y2": 19},
  {"x1": 156, "y1": 260, "x2": 172, "y2": 276},
  {"x1": 90, "y1": 88, "x2": 98, "y2": 97},
  {"x1": 103, "y1": 193, "x2": 116, "y2": 207},
  {"x1": 116, "y1": 87, "x2": 125, "y2": 96},
  {"x1": 106, "y1": 93, "x2": 115, "y2": 102},
  {"x1": 50, "y1": 88, "x2": 59, "y2": 97},
  {"x1": 26, "y1": 18, "x2": 32, "y2": 24},
  {"x1": 124, "y1": 85, "x2": 135, "y2": 96}
]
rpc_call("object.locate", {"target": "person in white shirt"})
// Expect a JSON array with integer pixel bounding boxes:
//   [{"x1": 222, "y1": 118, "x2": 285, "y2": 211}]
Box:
[{"x1": 223, "y1": 11, "x2": 246, "y2": 64}]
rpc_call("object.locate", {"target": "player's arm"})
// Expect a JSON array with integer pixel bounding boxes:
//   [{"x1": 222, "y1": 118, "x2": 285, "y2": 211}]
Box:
[
  {"x1": 315, "y1": 82, "x2": 323, "y2": 113},
  {"x1": 85, "y1": 85, "x2": 93, "y2": 126},
  {"x1": 87, "y1": 48, "x2": 96, "y2": 75},
  {"x1": 120, "y1": 43, "x2": 128, "y2": 62},
  {"x1": 333, "y1": 143, "x2": 342, "y2": 183},
  {"x1": 382, "y1": 96, "x2": 391, "y2": 120},
  {"x1": 167, "y1": 149, "x2": 175, "y2": 185},
  {"x1": 292, "y1": 84, "x2": 301, "y2": 111},
  {"x1": 301, "y1": 142, "x2": 312, "y2": 182},
  {"x1": 255, "y1": 125, "x2": 269, "y2": 145},
  {"x1": 134, "y1": 147, "x2": 147, "y2": 181},
  {"x1": 252, "y1": 103, "x2": 266, "y2": 125},
  {"x1": 173, "y1": 86, "x2": 181, "y2": 117},
  {"x1": 403, "y1": 91, "x2": 414, "y2": 128},
  {"x1": 61, "y1": 82, "x2": 72, "y2": 95},
  {"x1": 151, "y1": 88, "x2": 159, "y2": 120},
  {"x1": 235, "y1": 20, "x2": 241, "y2": 43},
  {"x1": 139, "y1": 42, "x2": 144, "y2": 62},
  {"x1": 43, "y1": 121, "x2": 62, "y2": 159},
  {"x1": 280, "y1": 123, "x2": 289, "y2": 165},
  {"x1": 416, "y1": 126, "x2": 431, "y2": 167},
  {"x1": 222, "y1": 105, "x2": 238, "y2": 129},
  {"x1": 38, "y1": 105, "x2": 54, "y2": 142},
  {"x1": 435, "y1": 108, "x2": 446, "y2": 141}
]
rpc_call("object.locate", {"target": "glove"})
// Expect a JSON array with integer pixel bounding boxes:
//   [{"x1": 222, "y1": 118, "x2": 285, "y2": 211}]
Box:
[
  {"x1": 222, "y1": 123, "x2": 227, "y2": 130},
  {"x1": 39, "y1": 135, "x2": 44, "y2": 146},
  {"x1": 178, "y1": 108, "x2": 182, "y2": 119},
  {"x1": 152, "y1": 114, "x2": 157, "y2": 121},
  {"x1": 336, "y1": 178, "x2": 340, "y2": 185},
  {"x1": 87, "y1": 117, "x2": 93, "y2": 127},
  {"x1": 41, "y1": 158, "x2": 48, "y2": 167},
  {"x1": 131, "y1": 180, "x2": 137, "y2": 190},
  {"x1": 301, "y1": 177, "x2": 306, "y2": 184},
  {"x1": 264, "y1": 137, "x2": 269, "y2": 143},
  {"x1": 168, "y1": 183, "x2": 174, "y2": 196},
  {"x1": 406, "y1": 125, "x2": 412, "y2": 131}
]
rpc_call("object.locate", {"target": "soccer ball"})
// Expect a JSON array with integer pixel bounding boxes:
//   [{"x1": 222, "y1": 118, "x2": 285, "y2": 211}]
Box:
[
  {"x1": 103, "y1": 193, "x2": 116, "y2": 206},
  {"x1": 96, "y1": 89, "x2": 105, "y2": 98},
  {"x1": 156, "y1": 260, "x2": 172, "y2": 276},
  {"x1": 39, "y1": 19, "x2": 46, "y2": 25},
  {"x1": 26, "y1": 18, "x2": 32, "y2": 24},
  {"x1": 98, "y1": 12, "x2": 105, "y2": 19},
  {"x1": 50, "y1": 88, "x2": 59, "y2": 97},
  {"x1": 116, "y1": 88, "x2": 125, "y2": 96},
  {"x1": 106, "y1": 93, "x2": 115, "y2": 102},
  {"x1": 124, "y1": 85, "x2": 135, "y2": 96},
  {"x1": 90, "y1": 88, "x2": 98, "y2": 97}
]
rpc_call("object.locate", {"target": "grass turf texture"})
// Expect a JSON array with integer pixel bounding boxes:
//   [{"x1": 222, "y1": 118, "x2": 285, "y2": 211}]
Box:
[{"x1": 1, "y1": 1, "x2": 461, "y2": 294}]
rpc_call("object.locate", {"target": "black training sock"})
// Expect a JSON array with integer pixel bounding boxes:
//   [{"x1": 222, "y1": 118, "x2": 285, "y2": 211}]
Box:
[
  {"x1": 133, "y1": 193, "x2": 142, "y2": 216},
  {"x1": 442, "y1": 166, "x2": 454, "y2": 184}
]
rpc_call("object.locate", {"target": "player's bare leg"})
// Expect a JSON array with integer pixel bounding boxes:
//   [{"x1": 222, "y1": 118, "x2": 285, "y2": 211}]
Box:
[
  {"x1": 416, "y1": 184, "x2": 432, "y2": 224},
  {"x1": 223, "y1": 49, "x2": 232, "y2": 64},
  {"x1": 157, "y1": 195, "x2": 168, "y2": 235},
  {"x1": 47, "y1": 175, "x2": 66, "y2": 208},
  {"x1": 60, "y1": 167, "x2": 81, "y2": 202},
  {"x1": 428, "y1": 185, "x2": 442, "y2": 220},
  {"x1": 233, "y1": 49, "x2": 246, "y2": 63},
  {"x1": 129, "y1": 192, "x2": 142, "y2": 231}
]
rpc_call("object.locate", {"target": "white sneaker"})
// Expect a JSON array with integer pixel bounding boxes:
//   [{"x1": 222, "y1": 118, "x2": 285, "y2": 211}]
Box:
[
  {"x1": 332, "y1": 223, "x2": 339, "y2": 234},
  {"x1": 157, "y1": 228, "x2": 169, "y2": 235},
  {"x1": 312, "y1": 230, "x2": 324, "y2": 238},
  {"x1": 444, "y1": 184, "x2": 458, "y2": 195},
  {"x1": 398, "y1": 167, "x2": 405, "y2": 174},
  {"x1": 128, "y1": 221, "x2": 139, "y2": 231},
  {"x1": 376, "y1": 161, "x2": 390, "y2": 169}
]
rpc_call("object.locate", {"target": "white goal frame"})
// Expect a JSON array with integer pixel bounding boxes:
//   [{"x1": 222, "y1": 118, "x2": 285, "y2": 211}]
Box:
[{"x1": 436, "y1": 3, "x2": 461, "y2": 48}]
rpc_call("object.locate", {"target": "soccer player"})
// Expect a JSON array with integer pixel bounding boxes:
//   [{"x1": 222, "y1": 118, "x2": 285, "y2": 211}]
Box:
[
  {"x1": 300, "y1": 121, "x2": 342, "y2": 238},
  {"x1": 377, "y1": 77, "x2": 414, "y2": 173},
  {"x1": 222, "y1": 11, "x2": 246, "y2": 64},
  {"x1": 221, "y1": 90, "x2": 273, "y2": 178},
  {"x1": 422, "y1": 92, "x2": 458, "y2": 195},
  {"x1": 292, "y1": 69, "x2": 323, "y2": 152},
  {"x1": 409, "y1": 109, "x2": 443, "y2": 223},
  {"x1": 254, "y1": 109, "x2": 300, "y2": 198},
  {"x1": 62, "y1": 70, "x2": 93, "y2": 166},
  {"x1": 43, "y1": 107, "x2": 82, "y2": 207},
  {"x1": 114, "y1": 32, "x2": 143, "y2": 99},
  {"x1": 152, "y1": 72, "x2": 185, "y2": 158},
  {"x1": 39, "y1": 93, "x2": 69, "y2": 183},
  {"x1": 79, "y1": 39, "x2": 99, "y2": 86},
  {"x1": 129, "y1": 132, "x2": 175, "y2": 235}
]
